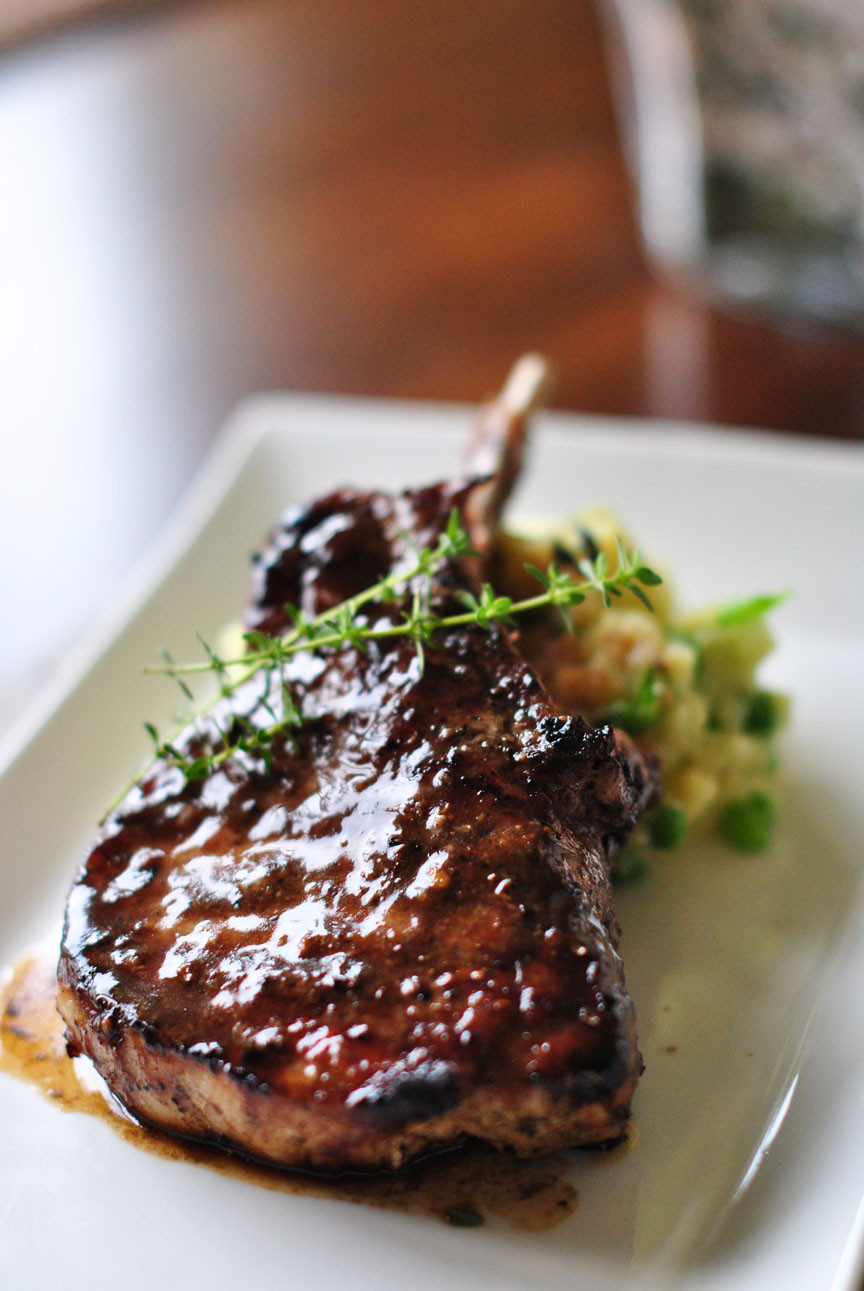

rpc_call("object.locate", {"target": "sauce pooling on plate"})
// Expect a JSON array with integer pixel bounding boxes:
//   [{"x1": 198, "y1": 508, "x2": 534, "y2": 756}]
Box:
[{"x1": 0, "y1": 947, "x2": 582, "y2": 1230}]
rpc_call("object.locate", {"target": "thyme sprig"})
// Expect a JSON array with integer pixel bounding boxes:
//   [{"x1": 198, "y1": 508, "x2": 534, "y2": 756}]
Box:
[{"x1": 119, "y1": 514, "x2": 660, "y2": 808}]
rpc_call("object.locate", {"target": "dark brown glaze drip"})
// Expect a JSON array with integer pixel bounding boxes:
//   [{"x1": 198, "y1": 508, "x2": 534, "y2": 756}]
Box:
[
  {"x1": 2, "y1": 949, "x2": 580, "y2": 1229},
  {"x1": 58, "y1": 479, "x2": 655, "y2": 1170}
]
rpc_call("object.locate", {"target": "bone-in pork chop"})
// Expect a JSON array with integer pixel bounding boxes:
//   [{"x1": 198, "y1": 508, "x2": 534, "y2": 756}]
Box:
[{"x1": 58, "y1": 378, "x2": 655, "y2": 1173}]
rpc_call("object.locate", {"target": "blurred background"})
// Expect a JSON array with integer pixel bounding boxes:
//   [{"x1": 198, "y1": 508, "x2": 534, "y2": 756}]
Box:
[{"x1": 1, "y1": 0, "x2": 863, "y2": 729}]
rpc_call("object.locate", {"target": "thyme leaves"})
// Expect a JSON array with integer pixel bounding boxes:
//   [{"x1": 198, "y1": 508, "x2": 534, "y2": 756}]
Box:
[{"x1": 119, "y1": 513, "x2": 660, "y2": 806}]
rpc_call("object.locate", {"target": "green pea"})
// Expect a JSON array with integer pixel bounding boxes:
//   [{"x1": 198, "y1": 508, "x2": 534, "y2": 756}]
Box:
[
  {"x1": 719, "y1": 792, "x2": 777, "y2": 852},
  {"x1": 647, "y1": 804, "x2": 689, "y2": 850},
  {"x1": 743, "y1": 691, "x2": 780, "y2": 736},
  {"x1": 613, "y1": 849, "x2": 650, "y2": 886}
]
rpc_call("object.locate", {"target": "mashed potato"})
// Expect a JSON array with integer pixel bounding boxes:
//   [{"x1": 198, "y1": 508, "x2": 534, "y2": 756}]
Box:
[{"x1": 495, "y1": 509, "x2": 788, "y2": 867}]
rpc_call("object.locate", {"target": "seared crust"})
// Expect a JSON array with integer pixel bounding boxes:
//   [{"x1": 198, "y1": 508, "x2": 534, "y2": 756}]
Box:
[
  {"x1": 58, "y1": 481, "x2": 654, "y2": 1172},
  {"x1": 58, "y1": 982, "x2": 636, "y2": 1171}
]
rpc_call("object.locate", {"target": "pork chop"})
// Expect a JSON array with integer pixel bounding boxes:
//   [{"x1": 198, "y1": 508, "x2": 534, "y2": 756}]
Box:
[{"x1": 58, "y1": 376, "x2": 655, "y2": 1173}]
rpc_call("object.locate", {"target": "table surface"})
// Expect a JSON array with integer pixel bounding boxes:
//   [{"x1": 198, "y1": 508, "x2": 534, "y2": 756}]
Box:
[{"x1": 1, "y1": 0, "x2": 863, "y2": 717}]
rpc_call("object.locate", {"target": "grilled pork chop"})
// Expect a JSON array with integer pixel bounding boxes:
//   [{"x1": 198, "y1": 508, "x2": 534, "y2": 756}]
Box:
[{"x1": 58, "y1": 370, "x2": 656, "y2": 1172}]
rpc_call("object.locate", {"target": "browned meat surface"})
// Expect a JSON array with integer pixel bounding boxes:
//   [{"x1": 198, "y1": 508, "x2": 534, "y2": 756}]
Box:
[{"x1": 58, "y1": 399, "x2": 655, "y2": 1173}]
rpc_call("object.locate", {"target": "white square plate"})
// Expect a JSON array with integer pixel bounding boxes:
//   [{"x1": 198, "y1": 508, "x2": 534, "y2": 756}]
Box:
[{"x1": 1, "y1": 395, "x2": 863, "y2": 1291}]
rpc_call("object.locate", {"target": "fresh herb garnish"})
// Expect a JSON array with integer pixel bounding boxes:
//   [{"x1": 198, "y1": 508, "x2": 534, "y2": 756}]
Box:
[
  {"x1": 601, "y1": 670, "x2": 663, "y2": 736},
  {"x1": 716, "y1": 591, "x2": 789, "y2": 627},
  {"x1": 112, "y1": 514, "x2": 661, "y2": 812}
]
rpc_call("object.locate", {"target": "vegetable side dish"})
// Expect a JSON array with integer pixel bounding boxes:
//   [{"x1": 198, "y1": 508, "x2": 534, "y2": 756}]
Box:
[{"x1": 496, "y1": 509, "x2": 786, "y2": 873}]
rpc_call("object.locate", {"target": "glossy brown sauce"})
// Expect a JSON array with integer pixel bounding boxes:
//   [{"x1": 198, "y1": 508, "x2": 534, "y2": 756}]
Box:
[{"x1": 1, "y1": 947, "x2": 585, "y2": 1230}]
